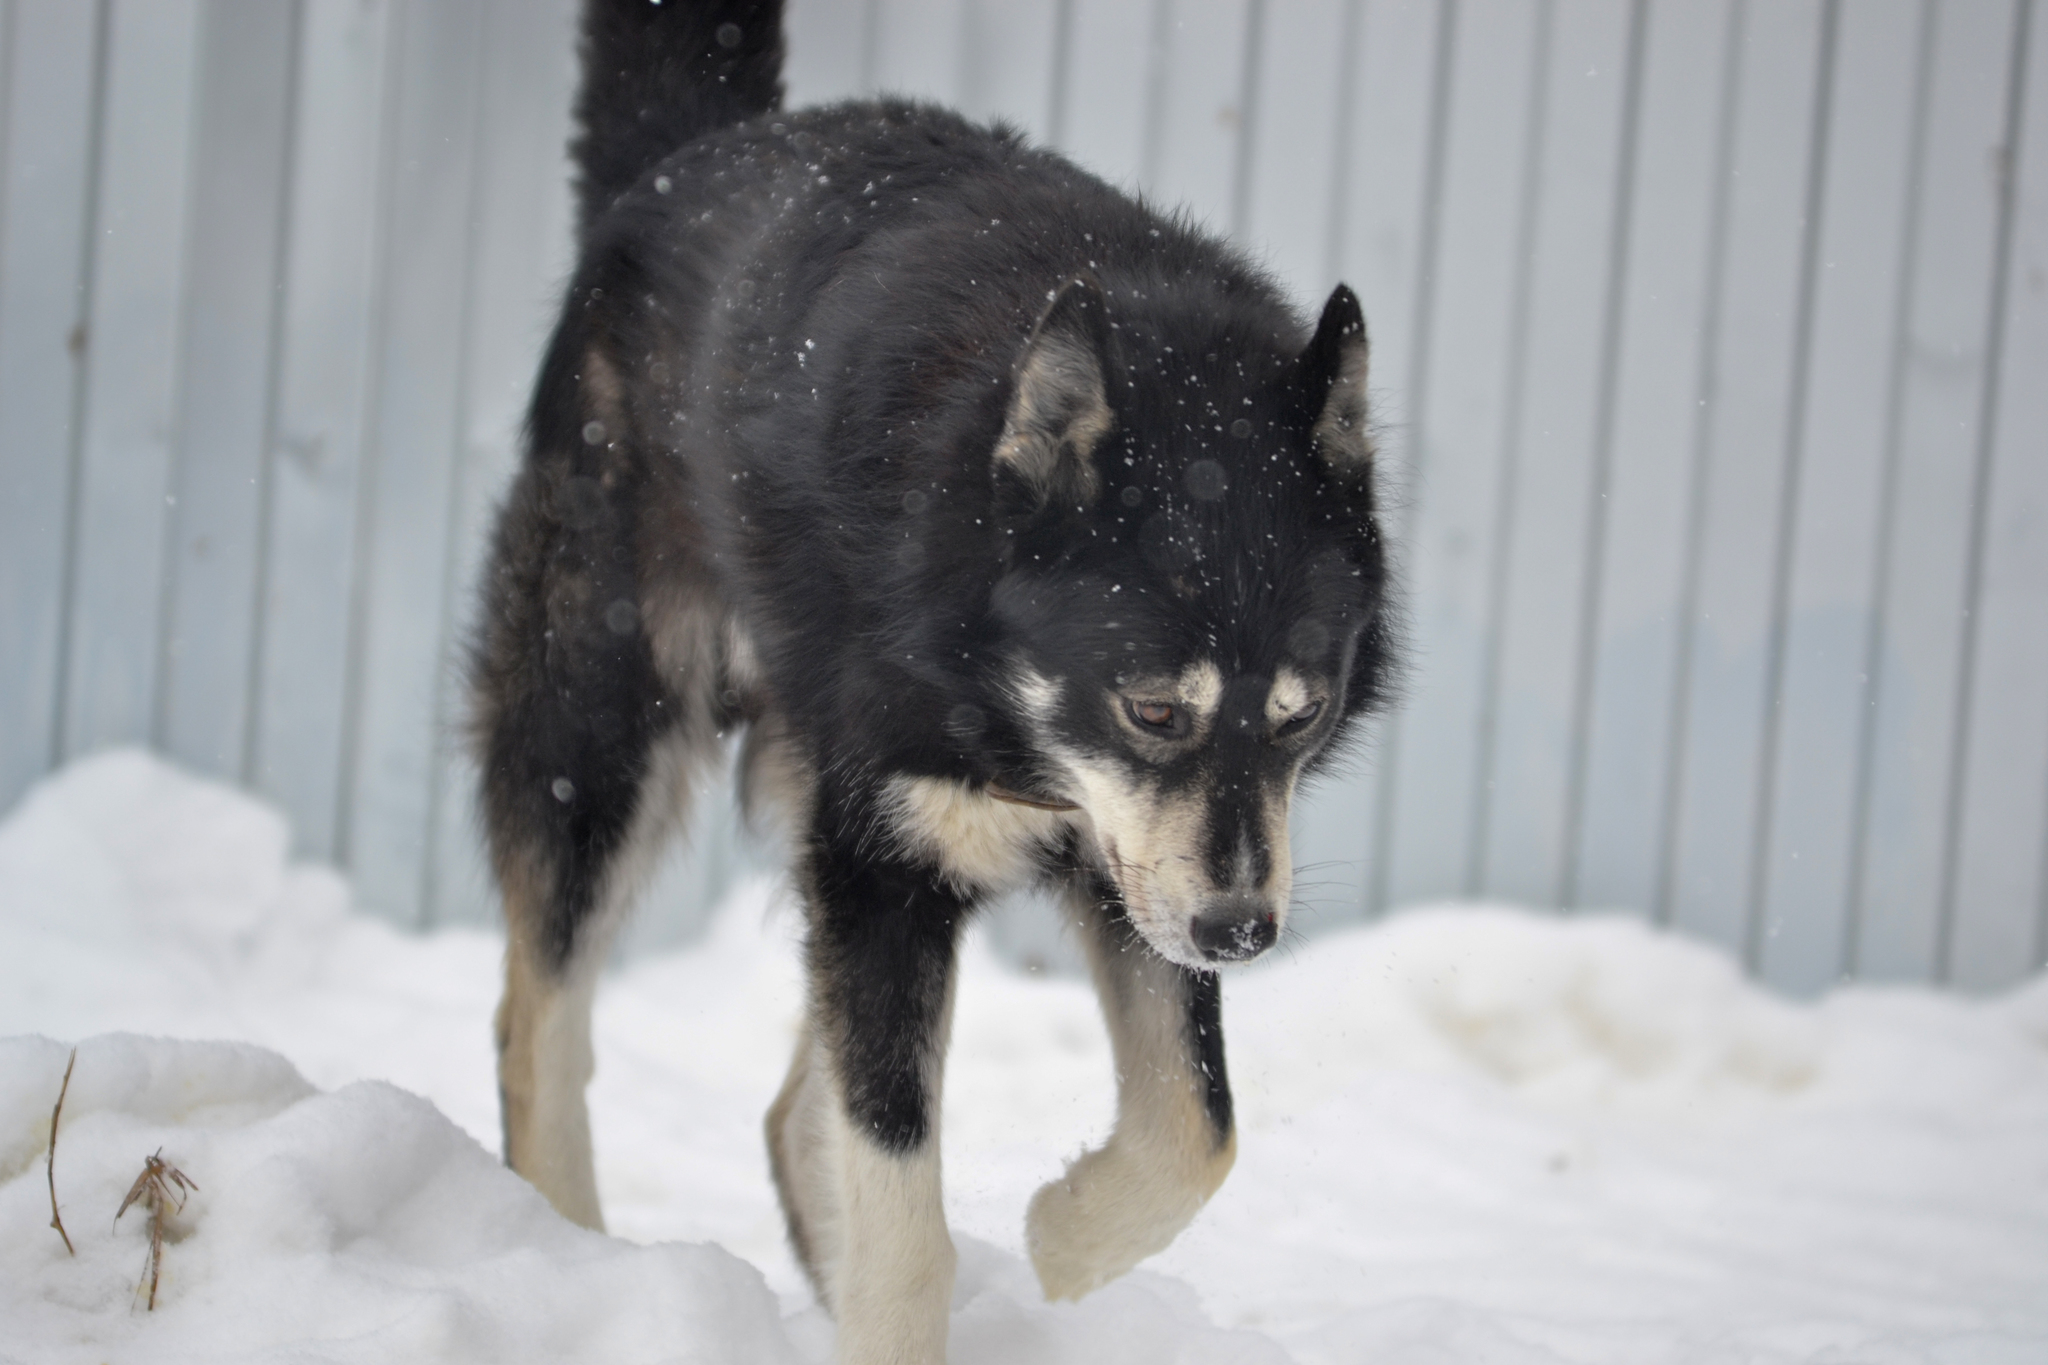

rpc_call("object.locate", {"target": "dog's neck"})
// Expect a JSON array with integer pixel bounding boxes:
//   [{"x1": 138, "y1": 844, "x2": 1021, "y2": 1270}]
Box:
[{"x1": 983, "y1": 780, "x2": 1080, "y2": 813}]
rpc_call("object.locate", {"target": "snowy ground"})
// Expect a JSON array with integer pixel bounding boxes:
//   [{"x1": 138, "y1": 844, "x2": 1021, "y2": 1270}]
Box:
[{"x1": 4, "y1": 751, "x2": 2046, "y2": 1363}]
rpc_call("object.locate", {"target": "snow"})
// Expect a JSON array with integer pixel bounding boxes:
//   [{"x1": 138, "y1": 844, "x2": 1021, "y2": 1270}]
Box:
[{"x1": 4, "y1": 750, "x2": 2046, "y2": 1363}]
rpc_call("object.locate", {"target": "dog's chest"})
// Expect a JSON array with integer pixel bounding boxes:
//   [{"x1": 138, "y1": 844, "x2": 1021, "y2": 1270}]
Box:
[{"x1": 884, "y1": 776, "x2": 1070, "y2": 894}]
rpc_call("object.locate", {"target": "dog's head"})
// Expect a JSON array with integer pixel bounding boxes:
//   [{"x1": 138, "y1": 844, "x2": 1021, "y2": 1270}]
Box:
[{"x1": 987, "y1": 277, "x2": 1394, "y2": 970}]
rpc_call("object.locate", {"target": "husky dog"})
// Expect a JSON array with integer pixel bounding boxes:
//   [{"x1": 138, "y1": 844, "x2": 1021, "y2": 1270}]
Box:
[{"x1": 473, "y1": 1, "x2": 1398, "y2": 1359}]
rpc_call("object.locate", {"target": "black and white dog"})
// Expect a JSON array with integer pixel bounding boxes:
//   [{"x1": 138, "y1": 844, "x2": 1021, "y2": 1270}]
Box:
[{"x1": 473, "y1": 2, "x2": 1398, "y2": 1358}]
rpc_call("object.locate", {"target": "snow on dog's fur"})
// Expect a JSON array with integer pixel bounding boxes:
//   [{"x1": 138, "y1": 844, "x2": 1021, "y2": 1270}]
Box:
[{"x1": 469, "y1": 2, "x2": 1399, "y2": 1359}]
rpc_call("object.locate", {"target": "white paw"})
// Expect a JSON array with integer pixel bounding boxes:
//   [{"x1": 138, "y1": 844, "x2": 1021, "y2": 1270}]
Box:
[{"x1": 1025, "y1": 1136, "x2": 1231, "y2": 1300}]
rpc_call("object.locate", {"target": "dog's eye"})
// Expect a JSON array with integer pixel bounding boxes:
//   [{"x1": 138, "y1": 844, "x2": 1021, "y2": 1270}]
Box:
[
  {"x1": 1127, "y1": 699, "x2": 1177, "y2": 731},
  {"x1": 1277, "y1": 700, "x2": 1323, "y2": 735}
]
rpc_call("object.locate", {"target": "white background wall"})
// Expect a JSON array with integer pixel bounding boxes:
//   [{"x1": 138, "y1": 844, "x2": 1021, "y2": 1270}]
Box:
[{"x1": 1, "y1": 0, "x2": 2043, "y2": 992}]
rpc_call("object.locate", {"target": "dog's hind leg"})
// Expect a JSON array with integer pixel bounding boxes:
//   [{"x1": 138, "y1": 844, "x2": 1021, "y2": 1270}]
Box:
[
  {"x1": 483, "y1": 671, "x2": 702, "y2": 1228},
  {"x1": 1026, "y1": 874, "x2": 1237, "y2": 1300},
  {"x1": 495, "y1": 898, "x2": 608, "y2": 1229},
  {"x1": 766, "y1": 807, "x2": 966, "y2": 1365},
  {"x1": 488, "y1": 727, "x2": 694, "y2": 1230},
  {"x1": 473, "y1": 383, "x2": 719, "y2": 1228}
]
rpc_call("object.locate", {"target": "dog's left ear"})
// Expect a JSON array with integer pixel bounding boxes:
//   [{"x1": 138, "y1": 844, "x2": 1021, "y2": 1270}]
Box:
[
  {"x1": 1298, "y1": 284, "x2": 1371, "y2": 470},
  {"x1": 995, "y1": 277, "x2": 1115, "y2": 507}
]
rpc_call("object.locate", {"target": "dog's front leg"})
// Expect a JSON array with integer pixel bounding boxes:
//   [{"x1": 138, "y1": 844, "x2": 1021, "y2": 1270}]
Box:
[
  {"x1": 1027, "y1": 880, "x2": 1237, "y2": 1299},
  {"x1": 770, "y1": 833, "x2": 966, "y2": 1365}
]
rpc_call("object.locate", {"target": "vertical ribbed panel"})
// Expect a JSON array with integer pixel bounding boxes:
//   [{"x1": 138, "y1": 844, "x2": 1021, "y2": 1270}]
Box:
[{"x1": 1, "y1": 0, "x2": 2042, "y2": 989}]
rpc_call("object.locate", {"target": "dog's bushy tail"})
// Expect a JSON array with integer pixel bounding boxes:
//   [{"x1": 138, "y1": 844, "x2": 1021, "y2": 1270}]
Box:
[{"x1": 572, "y1": 0, "x2": 786, "y2": 240}]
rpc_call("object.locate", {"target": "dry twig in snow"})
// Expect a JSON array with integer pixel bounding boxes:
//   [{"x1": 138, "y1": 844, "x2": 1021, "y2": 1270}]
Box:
[
  {"x1": 116, "y1": 1149, "x2": 197, "y2": 1310},
  {"x1": 47, "y1": 1048, "x2": 76, "y2": 1256}
]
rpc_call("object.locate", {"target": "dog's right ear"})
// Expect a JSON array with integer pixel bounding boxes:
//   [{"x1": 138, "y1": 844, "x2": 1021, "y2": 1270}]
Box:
[{"x1": 994, "y1": 277, "x2": 1115, "y2": 508}]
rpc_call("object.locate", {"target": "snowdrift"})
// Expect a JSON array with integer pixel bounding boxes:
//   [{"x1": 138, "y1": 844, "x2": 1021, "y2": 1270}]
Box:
[{"x1": 3, "y1": 751, "x2": 2045, "y2": 1363}]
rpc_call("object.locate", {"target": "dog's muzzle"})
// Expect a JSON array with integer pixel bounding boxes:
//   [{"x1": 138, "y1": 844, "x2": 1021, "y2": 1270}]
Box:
[{"x1": 1189, "y1": 896, "x2": 1279, "y2": 963}]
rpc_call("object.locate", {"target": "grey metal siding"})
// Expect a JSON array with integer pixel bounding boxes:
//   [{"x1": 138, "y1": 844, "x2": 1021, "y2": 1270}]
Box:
[{"x1": 0, "y1": 0, "x2": 2041, "y2": 991}]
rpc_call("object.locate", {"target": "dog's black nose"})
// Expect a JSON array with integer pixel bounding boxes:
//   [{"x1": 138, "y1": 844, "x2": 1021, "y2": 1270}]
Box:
[{"x1": 1190, "y1": 907, "x2": 1278, "y2": 962}]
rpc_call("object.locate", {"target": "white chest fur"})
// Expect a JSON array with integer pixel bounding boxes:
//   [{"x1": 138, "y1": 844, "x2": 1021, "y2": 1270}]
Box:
[{"x1": 883, "y1": 775, "x2": 1073, "y2": 895}]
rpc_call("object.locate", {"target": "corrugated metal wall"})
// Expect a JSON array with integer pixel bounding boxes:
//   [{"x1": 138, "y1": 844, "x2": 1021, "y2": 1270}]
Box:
[{"x1": 1, "y1": 0, "x2": 2042, "y2": 992}]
